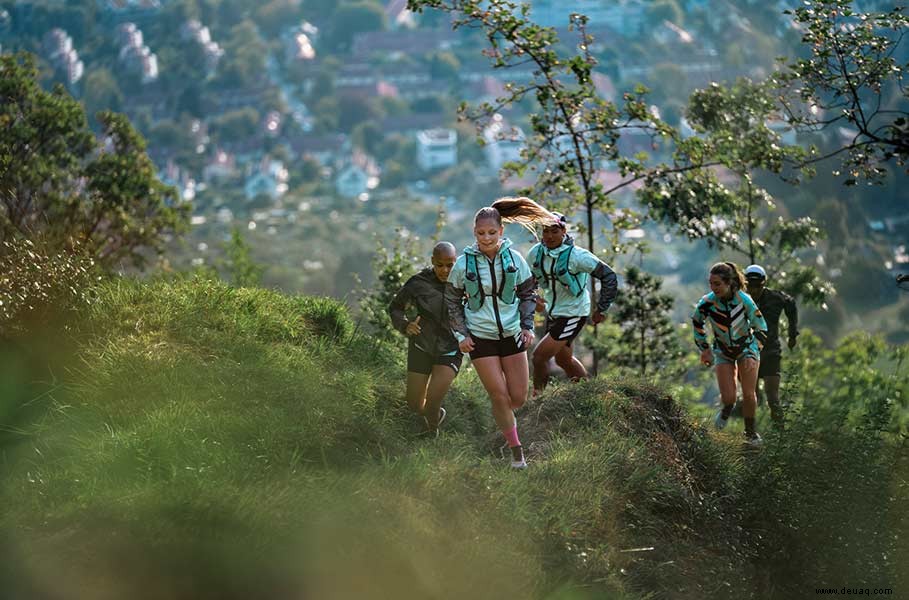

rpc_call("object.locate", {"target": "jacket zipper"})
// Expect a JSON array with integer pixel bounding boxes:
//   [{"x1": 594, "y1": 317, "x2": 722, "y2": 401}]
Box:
[
  {"x1": 548, "y1": 252, "x2": 558, "y2": 320},
  {"x1": 487, "y1": 256, "x2": 505, "y2": 338}
]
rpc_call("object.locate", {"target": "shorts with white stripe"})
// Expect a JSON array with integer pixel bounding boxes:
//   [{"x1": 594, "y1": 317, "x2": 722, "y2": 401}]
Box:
[{"x1": 545, "y1": 316, "x2": 588, "y2": 346}]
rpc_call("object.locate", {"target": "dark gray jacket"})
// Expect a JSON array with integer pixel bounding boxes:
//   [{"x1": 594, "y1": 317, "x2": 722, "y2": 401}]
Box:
[{"x1": 388, "y1": 268, "x2": 459, "y2": 356}]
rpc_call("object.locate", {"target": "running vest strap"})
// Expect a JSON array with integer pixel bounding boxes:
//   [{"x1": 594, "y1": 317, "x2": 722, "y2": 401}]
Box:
[
  {"x1": 464, "y1": 249, "x2": 518, "y2": 311},
  {"x1": 530, "y1": 243, "x2": 588, "y2": 297}
]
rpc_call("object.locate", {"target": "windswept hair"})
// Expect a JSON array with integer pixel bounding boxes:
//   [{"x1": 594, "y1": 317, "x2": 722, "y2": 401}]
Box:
[
  {"x1": 474, "y1": 197, "x2": 559, "y2": 234},
  {"x1": 710, "y1": 261, "x2": 746, "y2": 292}
]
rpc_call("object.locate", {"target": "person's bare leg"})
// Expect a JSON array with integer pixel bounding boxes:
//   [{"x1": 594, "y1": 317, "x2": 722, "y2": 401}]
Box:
[
  {"x1": 405, "y1": 372, "x2": 430, "y2": 415},
  {"x1": 554, "y1": 344, "x2": 587, "y2": 381},
  {"x1": 738, "y1": 358, "x2": 760, "y2": 437},
  {"x1": 502, "y1": 351, "x2": 530, "y2": 410},
  {"x1": 716, "y1": 363, "x2": 738, "y2": 410},
  {"x1": 532, "y1": 334, "x2": 569, "y2": 392},
  {"x1": 423, "y1": 364, "x2": 457, "y2": 430},
  {"x1": 472, "y1": 357, "x2": 515, "y2": 431},
  {"x1": 473, "y1": 356, "x2": 525, "y2": 463}
]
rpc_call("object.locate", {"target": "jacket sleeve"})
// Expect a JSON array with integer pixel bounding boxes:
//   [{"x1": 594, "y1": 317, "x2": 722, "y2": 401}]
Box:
[
  {"x1": 591, "y1": 262, "x2": 618, "y2": 312},
  {"x1": 445, "y1": 258, "x2": 469, "y2": 341},
  {"x1": 445, "y1": 283, "x2": 468, "y2": 341},
  {"x1": 516, "y1": 276, "x2": 536, "y2": 331},
  {"x1": 748, "y1": 295, "x2": 769, "y2": 350},
  {"x1": 513, "y1": 251, "x2": 536, "y2": 330},
  {"x1": 387, "y1": 278, "x2": 414, "y2": 335},
  {"x1": 691, "y1": 298, "x2": 710, "y2": 351},
  {"x1": 783, "y1": 293, "x2": 799, "y2": 340}
]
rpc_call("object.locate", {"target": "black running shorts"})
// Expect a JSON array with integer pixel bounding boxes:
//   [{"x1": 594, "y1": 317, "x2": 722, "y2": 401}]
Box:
[
  {"x1": 407, "y1": 343, "x2": 463, "y2": 375},
  {"x1": 469, "y1": 332, "x2": 527, "y2": 360},
  {"x1": 545, "y1": 315, "x2": 588, "y2": 346},
  {"x1": 758, "y1": 353, "x2": 781, "y2": 378}
]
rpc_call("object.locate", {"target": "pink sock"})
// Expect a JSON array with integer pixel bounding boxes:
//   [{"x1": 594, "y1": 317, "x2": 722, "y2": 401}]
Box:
[{"x1": 502, "y1": 425, "x2": 521, "y2": 448}]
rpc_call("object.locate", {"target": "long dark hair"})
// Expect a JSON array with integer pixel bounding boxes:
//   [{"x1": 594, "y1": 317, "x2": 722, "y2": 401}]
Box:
[
  {"x1": 474, "y1": 197, "x2": 558, "y2": 232},
  {"x1": 710, "y1": 261, "x2": 746, "y2": 292}
]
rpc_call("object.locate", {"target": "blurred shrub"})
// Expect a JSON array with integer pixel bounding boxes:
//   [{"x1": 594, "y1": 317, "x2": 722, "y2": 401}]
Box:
[{"x1": 0, "y1": 238, "x2": 98, "y2": 336}]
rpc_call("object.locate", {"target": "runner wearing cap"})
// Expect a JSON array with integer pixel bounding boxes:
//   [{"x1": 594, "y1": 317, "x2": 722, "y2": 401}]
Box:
[
  {"x1": 744, "y1": 264, "x2": 799, "y2": 426},
  {"x1": 527, "y1": 212, "x2": 618, "y2": 393}
]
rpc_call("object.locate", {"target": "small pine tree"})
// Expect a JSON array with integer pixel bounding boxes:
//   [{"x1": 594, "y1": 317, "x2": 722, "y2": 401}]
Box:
[
  {"x1": 357, "y1": 231, "x2": 422, "y2": 342},
  {"x1": 222, "y1": 227, "x2": 262, "y2": 288},
  {"x1": 603, "y1": 266, "x2": 682, "y2": 376}
]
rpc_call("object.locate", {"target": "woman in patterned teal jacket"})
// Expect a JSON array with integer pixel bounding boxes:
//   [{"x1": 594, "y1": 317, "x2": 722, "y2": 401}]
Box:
[{"x1": 691, "y1": 262, "x2": 769, "y2": 445}]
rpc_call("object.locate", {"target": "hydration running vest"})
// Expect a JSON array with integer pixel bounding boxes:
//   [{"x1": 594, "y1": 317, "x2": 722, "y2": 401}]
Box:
[
  {"x1": 530, "y1": 243, "x2": 588, "y2": 297},
  {"x1": 464, "y1": 249, "x2": 518, "y2": 311}
]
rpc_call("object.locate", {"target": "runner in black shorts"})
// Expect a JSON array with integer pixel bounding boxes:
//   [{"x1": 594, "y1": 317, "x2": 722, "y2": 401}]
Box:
[
  {"x1": 407, "y1": 343, "x2": 463, "y2": 375},
  {"x1": 469, "y1": 332, "x2": 526, "y2": 360},
  {"x1": 446, "y1": 198, "x2": 552, "y2": 468},
  {"x1": 528, "y1": 213, "x2": 618, "y2": 393},
  {"x1": 388, "y1": 242, "x2": 462, "y2": 435},
  {"x1": 544, "y1": 315, "x2": 588, "y2": 346},
  {"x1": 744, "y1": 264, "x2": 799, "y2": 426}
]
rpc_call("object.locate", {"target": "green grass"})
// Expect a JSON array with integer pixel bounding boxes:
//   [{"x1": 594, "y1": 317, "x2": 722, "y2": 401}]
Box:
[{"x1": 0, "y1": 277, "x2": 905, "y2": 600}]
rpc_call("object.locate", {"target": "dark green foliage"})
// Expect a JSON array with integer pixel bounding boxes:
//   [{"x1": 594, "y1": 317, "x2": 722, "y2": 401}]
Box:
[
  {"x1": 221, "y1": 227, "x2": 263, "y2": 288},
  {"x1": 774, "y1": 0, "x2": 909, "y2": 180},
  {"x1": 597, "y1": 266, "x2": 682, "y2": 376},
  {"x1": 639, "y1": 78, "x2": 830, "y2": 306},
  {"x1": 0, "y1": 278, "x2": 906, "y2": 599},
  {"x1": 0, "y1": 52, "x2": 187, "y2": 269},
  {"x1": 212, "y1": 19, "x2": 268, "y2": 89},
  {"x1": 209, "y1": 108, "x2": 260, "y2": 144},
  {"x1": 326, "y1": 1, "x2": 386, "y2": 51},
  {"x1": 357, "y1": 232, "x2": 422, "y2": 341},
  {"x1": 733, "y1": 331, "x2": 908, "y2": 596},
  {"x1": 0, "y1": 238, "x2": 98, "y2": 337}
]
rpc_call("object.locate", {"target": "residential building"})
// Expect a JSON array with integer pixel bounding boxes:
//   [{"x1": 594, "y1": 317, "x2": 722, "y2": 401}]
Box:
[
  {"x1": 529, "y1": 0, "x2": 646, "y2": 33},
  {"x1": 482, "y1": 114, "x2": 525, "y2": 172},
  {"x1": 42, "y1": 29, "x2": 84, "y2": 86},
  {"x1": 99, "y1": 0, "x2": 162, "y2": 26},
  {"x1": 351, "y1": 29, "x2": 458, "y2": 58},
  {"x1": 335, "y1": 151, "x2": 380, "y2": 198},
  {"x1": 180, "y1": 19, "x2": 223, "y2": 75},
  {"x1": 386, "y1": 0, "x2": 416, "y2": 30},
  {"x1": 203, "y1": 150, "x2": 237, "y2": 183},
  {"x1": 416, "y1": 128, "x2": 458, "y2": 170},
  {"x1": 117, "y1": 22, "x2": 158, "y2": 83},
  {"x1": 244, "y1": 158, "x2": 289, "y2": 200},
  {"x1": 288, "y1": 134, "x2": 347, "y2": 166}
]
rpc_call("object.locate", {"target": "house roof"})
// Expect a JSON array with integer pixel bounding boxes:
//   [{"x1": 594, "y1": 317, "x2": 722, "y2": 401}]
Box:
[
  {"x1": 380, "y1": 113, "x2": 449, "y2": 133},
  {"x1": 352, "y1": 29, "x2": 458, "y2": 57}
]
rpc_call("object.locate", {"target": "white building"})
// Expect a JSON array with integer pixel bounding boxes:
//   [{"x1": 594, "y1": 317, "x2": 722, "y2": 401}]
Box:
[
  {"x1": 42, "y1": 29, "x2": 84, "y2": 85},
  {"x1": 416, "y1": 128, "x2": 458, "y2": 171},
  {"x1": 117, "y1": 23, "x2": 159, "y2": 83},
  {"x1": 482, "y1": 114, "x2": 525, "y2": 172},
  {"x1": 181, "y1": 19, "x2": 223, "y2": 74}
]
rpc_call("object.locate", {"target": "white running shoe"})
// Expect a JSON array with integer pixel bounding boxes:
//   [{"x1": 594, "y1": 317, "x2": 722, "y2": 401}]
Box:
[
  {"x1": 744, "y1": 432, "x2": 764, "y2": 447},
  {"x1": 511, "y1": 458, "x2": 528, "y2": 469}
]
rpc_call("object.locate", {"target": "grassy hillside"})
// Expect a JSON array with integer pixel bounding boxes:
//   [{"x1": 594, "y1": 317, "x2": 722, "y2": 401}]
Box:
[{"x1": 0, "y1": 278, "x2": 905, "y2": 600}]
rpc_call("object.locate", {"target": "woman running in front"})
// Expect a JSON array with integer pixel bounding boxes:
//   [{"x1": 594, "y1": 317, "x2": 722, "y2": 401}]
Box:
[
  {"x1": 528, "y1": 212, "x2": 618, "y2": 393},
  {"x1": 388, "y1": 242, "x2": 461, "y2": 435},
  {"x1": 446, "y1": 198, "x2": 553, "y2": 468},
  {"x1": 691, "y1": 262, "x2": 769, "y2": 446}
]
